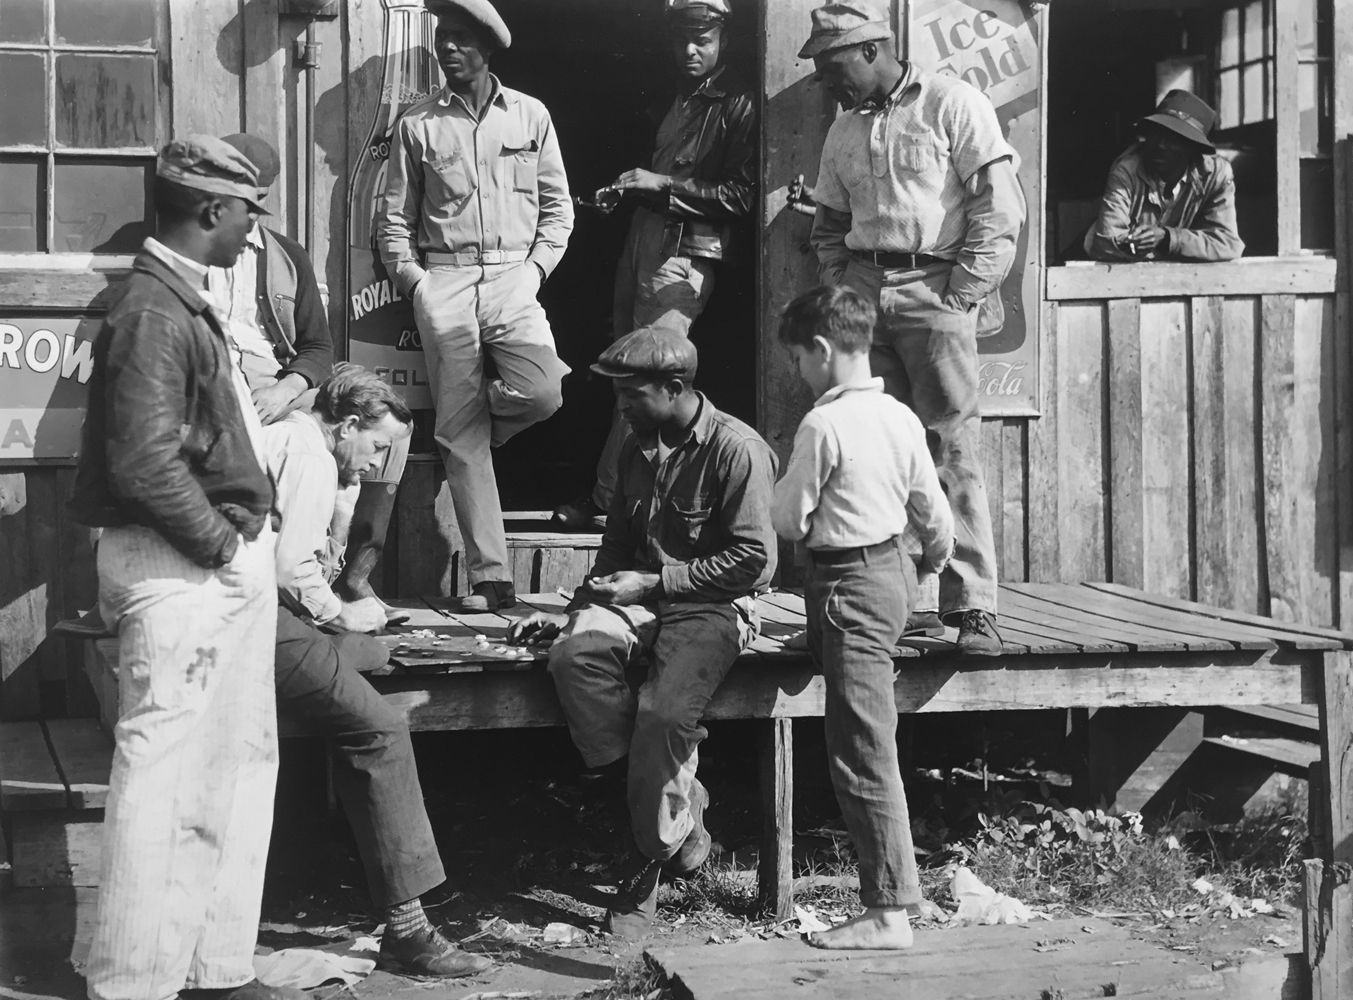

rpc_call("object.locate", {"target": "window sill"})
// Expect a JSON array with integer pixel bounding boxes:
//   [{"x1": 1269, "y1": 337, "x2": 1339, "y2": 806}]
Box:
[
  {"x1": 1045, "y1": 255, "x2": 1337, "y2": 300},
  {"x1": 0, "y1": 260, "x2": 133, "y2": 310}
]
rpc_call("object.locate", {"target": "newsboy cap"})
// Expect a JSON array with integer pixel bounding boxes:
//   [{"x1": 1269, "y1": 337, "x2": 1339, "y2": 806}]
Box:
[
  {"x1": 1141, "y1": 89, "x2": 1218, "y2": 152},
  {"x1": 664, "y1": 0, "x2": 731, "y2": 26},
  {"x1": 424, "y1": 0, "x2": 511, "y2": 50},
  {"x1": 156, "y1": 135, "x2": 269, "y2": 214},
  {"x1": 798, "y1": 0, "x2": 893, "y2": 59},
  {"x1": 221, "y1": 132, "x2": 281, "y2": 200},
  {"x1": 591, "y1": 326, "x2": 699, "y2": 381}
]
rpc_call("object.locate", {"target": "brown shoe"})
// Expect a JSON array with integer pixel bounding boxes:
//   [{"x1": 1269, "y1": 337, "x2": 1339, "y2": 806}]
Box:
[
  {"x1": 667, "y1": 779, "x2": 711, "y2": 876},
  {"x1": 378, "y1": 925, "x2": 493, "y2": 979},
  {"x1": 180, "y1": 980, "x2": 307, "y2": 1000},
  {"x1": 602, "y1": 855, "x2": 662, "y2": 939},
  {"x1": 458, "y1": 581, "x2": 516, "y2": 612},
  {"x1": 955, "y1": 610, "x2": 1003, "y2": 656}
]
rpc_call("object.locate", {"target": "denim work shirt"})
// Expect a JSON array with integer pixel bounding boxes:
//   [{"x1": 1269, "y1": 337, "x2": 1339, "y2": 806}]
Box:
[
  {"x1": 1084, "y1": 144, "x2": 1244, "y2": 262},
  {"x1": 376, "y1": 75, "x2": 574, "y2": 296},
  {"x1": 590, "y1": 394, "x2": 779, "y2": 602}
]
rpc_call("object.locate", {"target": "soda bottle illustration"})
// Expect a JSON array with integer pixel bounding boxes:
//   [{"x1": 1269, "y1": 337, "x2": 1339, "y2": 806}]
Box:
[{"x1": 347, "y1": 0, "x2": 441, "y2": 408}]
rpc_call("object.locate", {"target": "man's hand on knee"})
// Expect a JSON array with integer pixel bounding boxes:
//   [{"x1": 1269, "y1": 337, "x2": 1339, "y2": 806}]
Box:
[
  {"x1": 584, "y1": 571, "x2": 661, "y2": 606},
  {"x1": 508, "y1": 611, "x2": 568, "y2": 646}
]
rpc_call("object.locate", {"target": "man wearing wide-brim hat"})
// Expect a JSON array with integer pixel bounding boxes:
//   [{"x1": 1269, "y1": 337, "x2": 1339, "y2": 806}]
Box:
[
  {"x1": 376, "y1": 0, "x2": 574, "y2": 613},
  {"x1": 804, "y1": 0, "x2": 1023, "y2": 655},
  {"x1": 1084, "y1": 89, "x2": 1244, "y2": 262},
  {"x1": 71, "y1": 137, "x2": 298, "y2": 1000},
  {"x1": 509, "y1": 327, "x2": 778, "y2": 939}
]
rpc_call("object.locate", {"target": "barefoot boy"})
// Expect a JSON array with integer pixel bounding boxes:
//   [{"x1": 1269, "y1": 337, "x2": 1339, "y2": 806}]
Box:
[{"x1": 770, "y1": 285, "x2": 955, "y2": 949}]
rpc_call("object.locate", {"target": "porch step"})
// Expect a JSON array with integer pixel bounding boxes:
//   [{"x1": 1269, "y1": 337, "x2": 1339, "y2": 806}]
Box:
[{"x1": 0, "y1": 718, "x2": 111, "y2": 887}]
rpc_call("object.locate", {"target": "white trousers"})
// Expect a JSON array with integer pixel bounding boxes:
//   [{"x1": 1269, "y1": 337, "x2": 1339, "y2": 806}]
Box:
[{"x1": 86, "y1": 524, "x2": 278, "y2": 1000}]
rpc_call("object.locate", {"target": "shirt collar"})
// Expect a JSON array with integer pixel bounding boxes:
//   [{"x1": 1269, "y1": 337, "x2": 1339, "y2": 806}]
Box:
[
  {"x1": 438, "y1": 74, "x2": 513, "y2": 115},
  {"x1": 691, "y1": 64, "x2": 728, "y2": 99},
  {"x1": 859, "y1": 62, "x2": 917, "y2": 114},
  {"x1": 1132, "y1": 144, "x2": 1205, "y2": 197},
  {"x1": 244, "y1": 225, "x2": 265, "y2": 250},
  {"x1": 142, "y1": 237, "x2": 210, "y2": 287},
  {"x1": 635, "y1": 392, "x2": 713, "y2": 456},
  {"x1": 814, "y1": 377, "x2": 884, "y2": 407}
]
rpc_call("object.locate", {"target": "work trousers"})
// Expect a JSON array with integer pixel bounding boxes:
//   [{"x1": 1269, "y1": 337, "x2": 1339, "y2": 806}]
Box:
[
  {"x1": 414, "y1": 262, "x2": 570, "y2": 585},
  {"x1": 547, "y1": 598, "x2": 754, "y2": 861},
  {"x1": 842, "y1": 258, "x2": 998, "y2": 618},
  {"x1": 804, "y1": 537, "x2": 922, "y2": 910},
  {"x1": 86, "y1": 524, "x2": 277, "y2": 1000},
  {"x1": 593, "y1": 210, "x2": 716, "y2": 510},
  {"x1": 274, "y1": 605, "x2": 445, "y2": 908}
]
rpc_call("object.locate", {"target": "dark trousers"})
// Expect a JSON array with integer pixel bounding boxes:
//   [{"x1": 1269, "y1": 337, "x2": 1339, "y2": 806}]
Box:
[
  {"x1": 804, "y1": 538, "x2": 922, "y2": 909},
  {"x1": 274, "y1": 605, "x2": 445, "y2": 907}
]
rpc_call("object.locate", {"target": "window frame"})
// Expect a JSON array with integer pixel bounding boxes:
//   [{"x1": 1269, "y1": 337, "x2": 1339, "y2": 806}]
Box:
[
  {"x1": 0, "y1": 0, "x2": 170, "y2": 257},
  {"x1": 1213, "y1": 0, "x2": 1275, "y2": 130}
]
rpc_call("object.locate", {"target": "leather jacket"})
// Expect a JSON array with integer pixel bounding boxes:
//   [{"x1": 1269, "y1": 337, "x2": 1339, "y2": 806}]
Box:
[
  {"x1": 69, "y1": 248, "x2": 274, "y2": 568},
  {"x1": 639, "y1": 67, "x2": 757, "y2": 261}
]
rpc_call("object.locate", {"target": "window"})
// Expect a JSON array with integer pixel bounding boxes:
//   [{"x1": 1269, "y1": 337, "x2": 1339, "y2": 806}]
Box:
[
  {"x1": 1214, "y1": 1, "x2": 1273, "y2": 129},
  {"x1": 0, "y1": 0, "x2": 166, "y2": 254}
]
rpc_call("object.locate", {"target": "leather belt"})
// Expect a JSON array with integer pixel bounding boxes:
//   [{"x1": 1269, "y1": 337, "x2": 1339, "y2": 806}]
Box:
[
  {"x1": 852, "y1": 249, "x2": 952, "y2": 269},
  {"x1": 426, "y1": 249, "x2": 529, "y2": 266},
  {"x1": 806, "y1": 536, "x2": 900, "y2": 566}
]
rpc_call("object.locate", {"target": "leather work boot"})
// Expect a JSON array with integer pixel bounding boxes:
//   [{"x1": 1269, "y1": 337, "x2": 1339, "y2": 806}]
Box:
[
  {"x1": 378, "y1": 925, "x2": 493, "y2": 978},
  {"x1": 667, "y1": 778, "x2": 711, "y2": 876},
  {"x1": 552, "y1": 494, "x2": 606, "y2": 531},
  {"x1": 458, "y1": 581, "x2": 516, "y2": 612},
  {"x1": 602, "y1": 855, "x2": 662, "y2": 939},
  {"x1": 955, "y1": 610, "x2": 1003, "y2": 656},
  {"x1": 903, "y1": 610, "x2": 945, "y2": 638},
  {"x1": 333, "y1": 480, "x2": 408, "y2": 624},
  {"x1": 180, "y1": 980, "x2": 308, "y2": 1000}
]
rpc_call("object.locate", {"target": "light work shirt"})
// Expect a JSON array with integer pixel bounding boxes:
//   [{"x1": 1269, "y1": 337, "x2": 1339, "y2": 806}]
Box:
[
  {"x1": 263, "y1": 410, "x2": 343, "y2": 624},
  {"x1": 376, "y1": 75, "x2": 574, "y2": 296},
  {"x1": 771, "y1": 378, "x2": 954, "y2": 574},
  {"x1": 811, "y1": 65, "x2": 1025, "y2": 302},
  {"x1": 207, "y1": 226, "x2": 285, "y2": 384}
]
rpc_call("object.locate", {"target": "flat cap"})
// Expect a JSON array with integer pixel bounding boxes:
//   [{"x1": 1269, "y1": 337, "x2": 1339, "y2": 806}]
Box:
[
  {"x1": 591, "y1": 325, "x2": 698, "y2": 381},
  {"x1": 221, "y1": 132, "x2": 281, "y2": 199},
  {"x1": 664, "y1": 0, "x2": 731, "y2": 26},
  {"x1": 424, "y1": 0, "x2": 511, "y2": 49},
  {"x1": 799, "y1": 0, "x2": 893, "y2": 59},
  {"x1": 157, "y1": 135, "x2": 269, "y2": 214}
]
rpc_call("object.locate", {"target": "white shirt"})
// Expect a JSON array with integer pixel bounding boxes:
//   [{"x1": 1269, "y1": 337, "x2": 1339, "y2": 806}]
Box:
[
  {"x1": 207, "y1": 225, "x2": 282, "y2": 373},
  {"x1": 771, "y1": 378, "x2": 954, "y2": 572}
]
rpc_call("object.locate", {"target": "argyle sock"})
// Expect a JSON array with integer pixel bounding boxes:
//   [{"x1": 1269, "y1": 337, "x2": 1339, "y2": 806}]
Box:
[{"x1": 385, "y1": 898, "x2": 431, "y2": 939}]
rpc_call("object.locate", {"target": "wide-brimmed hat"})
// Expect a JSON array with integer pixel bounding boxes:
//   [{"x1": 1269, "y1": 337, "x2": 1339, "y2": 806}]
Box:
[
  {"x1": 798, "y1": 0, "x2": 892, "y2": 60},
  {"x1": 1141, "y1": 89, "x2": 1217, "y2": 152},
  {"x1": 424, "y1": 0, "x2": 511, "y2": 50}
]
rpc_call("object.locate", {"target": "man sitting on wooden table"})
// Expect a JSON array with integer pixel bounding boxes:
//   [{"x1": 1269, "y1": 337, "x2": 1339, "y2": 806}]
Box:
[
  {"x1": 263, "y1": 362, "x2": 491, "y2": 979},
  {"x1": 509, "y1": 327, "x2": 778, "y2": 938}
]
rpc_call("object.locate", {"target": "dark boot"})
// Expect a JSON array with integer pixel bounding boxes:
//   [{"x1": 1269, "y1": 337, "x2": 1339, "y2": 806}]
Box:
[
  {"x1": 667, "y1": 778, "x2": 711, "y2": 876},
  {"x1": 458, "y1": 581, "x2": 516, "y2": 612},
  {"x1": 334, "y1": 479, "x2": 398, "y2": 606},
  {"x1": 903, "y1": 610, "x2": 945, "y2": 638},
  {"x1": 954, "y1": 610, "x2": 1004, "y2": 656},
  {"x1": 378, "y1": 925, "x2": 493, "y2": 978},
  {"x1": 552, "y1": 494, "x2": 606, "y2": 531},
  {"x1": 602, "y1": 854, "x2": 662, "y2": 939}
]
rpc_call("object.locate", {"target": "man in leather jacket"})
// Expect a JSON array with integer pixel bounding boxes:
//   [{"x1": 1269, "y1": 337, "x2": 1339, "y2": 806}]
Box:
[
  {"x1": 553, "y1": 0, "x2": 756, "y2": 529},
  {"x1": 70, "y1": 138, "x2": 299, "y2": 1000}
]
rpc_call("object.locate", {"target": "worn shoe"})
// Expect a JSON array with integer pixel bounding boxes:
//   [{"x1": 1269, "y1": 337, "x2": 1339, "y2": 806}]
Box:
[
  {"x1": 667, "y1": 779, "x2": 711, "y2": 876},
  {"x1": 458, "y1": 581, "x2": 516, "y2": 612},
  {"x1": 180, "y1": 979, "x2": 308, "y2": 1000},
  {"x1": 903, "y1": 610, "x2": 945, "y2": 638},
  {"x1": 378, "y1": 925, "x2": 493, "y2": 978},
  {"x1": 954, "y1": 610, "x2": 1003, "y2": 656},
  {"x1": 602, "y1": 855, "x2": 662, "y2": 939},
  {"x1": 552, "y1": 494, "x2": 606, "y2": 531}
]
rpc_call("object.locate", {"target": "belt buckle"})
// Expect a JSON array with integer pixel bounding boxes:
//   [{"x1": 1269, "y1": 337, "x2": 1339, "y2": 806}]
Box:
[{"x1": 479, "y1": 249, "x2": 503, "y2": 265}]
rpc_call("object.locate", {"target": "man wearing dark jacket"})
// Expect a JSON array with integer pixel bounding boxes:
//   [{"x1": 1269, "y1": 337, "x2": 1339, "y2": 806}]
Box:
[
  {"x1": 71, "y1": 137, "x2": 297, "y2": 1000},
  {"x1": 553, "y1": 0, "x2": 756, "y2": 529}
]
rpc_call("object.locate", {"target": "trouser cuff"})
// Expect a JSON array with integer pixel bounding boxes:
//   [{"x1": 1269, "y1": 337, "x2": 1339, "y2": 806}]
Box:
[
  {"x1": 376, "y1": 861, "x2": 447, "y2": 910},
  {"x1": 861, "y1": 886, "x2": 924, "y2": 909}
]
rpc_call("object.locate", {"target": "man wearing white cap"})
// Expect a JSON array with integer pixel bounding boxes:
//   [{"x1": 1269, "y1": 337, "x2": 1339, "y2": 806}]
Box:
[
  {"x1": 803, "y1": 0, "x2": 1025, "y2": 656},
  {"x1": 377, "y1": 0, "x2": 574, "y2": 612}
]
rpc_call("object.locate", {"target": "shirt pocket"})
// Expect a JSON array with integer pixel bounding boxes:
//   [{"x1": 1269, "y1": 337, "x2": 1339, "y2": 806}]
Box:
[
  {"x1": 422, "y1": 149, "x2": 473, "y2": 203},
  {"x1": 889, "y1": 130, "x2": 942, "y2": 180},
  {"x1": 501, "y1": 136, "x2": 540, "y2": 194},
  {"x1": 667, "y1": 495, "x2": 714, "y2": 548}
]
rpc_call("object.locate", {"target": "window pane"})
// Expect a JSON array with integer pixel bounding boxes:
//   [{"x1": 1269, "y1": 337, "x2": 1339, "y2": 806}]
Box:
[
  {"x1": 1299, "y1": 62, "x2": 1320, "y2": 155},
  {"x1": 1218, "y1": 68, "x2": 1240, "y2": 128},
  {"x1": 1243, "y1": 1, "x2": 1263, "y2": 60},
  {"x1": 0, "y1": 0, "x2": 46, "y2": 43},
  {"x1": 55, "y1": 0, "x2": 155, "y2": 46},
  {"x1": 0, "y1": 52, "x2": 46, "y2": 145},
  {"x1": 55, "y1": 55, "x2": 156, "y2": 148},
  {"x1": 0, "y1": 159, "x2": 41, "y2": 251},
  {"x1": 1220, "y1": 8, "x2": 1239, "y2": 66},
  {"x1": 53, "y1": 159, "x2": 152, "y2": 253},
  {"x1": 1297, "y1": 0, "x2": 1318, "y2": 59},
  {"x1": 1242, "y1": 61, "x2": 1265, "y2": 124}
]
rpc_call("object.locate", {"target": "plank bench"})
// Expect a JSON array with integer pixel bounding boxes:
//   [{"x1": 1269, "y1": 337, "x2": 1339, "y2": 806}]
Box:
[{"x1": 79, "y1": 581, "x2": 1353, "y2": 994}]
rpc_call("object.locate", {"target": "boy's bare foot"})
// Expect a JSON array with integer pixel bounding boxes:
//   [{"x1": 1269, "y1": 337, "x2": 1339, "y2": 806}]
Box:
[{"x1": 807, "y1": 907, "x2": 914, "y2": 950}]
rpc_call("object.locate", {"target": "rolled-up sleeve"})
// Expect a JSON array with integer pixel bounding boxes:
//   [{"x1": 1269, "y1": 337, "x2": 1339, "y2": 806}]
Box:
[{"x1": 376, "y1": 117, "x2": 428, "y2": 296}]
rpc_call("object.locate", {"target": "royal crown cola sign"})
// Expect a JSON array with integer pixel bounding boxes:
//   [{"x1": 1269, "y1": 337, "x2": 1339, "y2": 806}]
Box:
[{"x1": 347, "y1": 0, "x2": 441, "y2": 408}]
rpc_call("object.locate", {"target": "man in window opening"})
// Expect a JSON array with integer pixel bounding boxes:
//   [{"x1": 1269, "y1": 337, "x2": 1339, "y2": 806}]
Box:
[
  {"x1": 215, "y1": 133, "x2": 409, "y2": 626},
  {"x1": 70, "y1": 137, "x2": 295, "y2": 1000},
  {"x1": 262, "y1": 363, "x2": 492, "y2": 979},
  {"x1": 803, "y1": 0, "x2": 1025, "y2": 656},
  {"x1": 1084, "y1": 90, "x2": 1244, "y2": 263},
  {"x1": 376, "y1": 0, "x2": 574, "y2": 612},
  {"x1": 552, "y1": 0, "x2": 757, "y2": 531},
  {"x1": 509, "y1": 328, "x2": 777, "y2": 938}
]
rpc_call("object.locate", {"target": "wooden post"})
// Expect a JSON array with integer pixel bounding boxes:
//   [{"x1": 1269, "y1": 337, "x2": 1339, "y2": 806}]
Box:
[
  {"x1": 1274, "y1": 0, "x2": 1301, "y2": 255},
  {"x1": 1306, "y1": 859, "x2": 1327, "y2": 1000},
  {"x1": 758, "y1": 717, "x2": 793, "y2": 922},
  {"x1": 1311, "y1": 650, "x2": 1353, "y2": 995}
]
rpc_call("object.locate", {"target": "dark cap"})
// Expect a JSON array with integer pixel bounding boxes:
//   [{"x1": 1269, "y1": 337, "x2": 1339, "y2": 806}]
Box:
[
  {"x1": 1142, "y1": 90, "x2": 1218, "y2": 152},
  {"x1": 591, "y1": 325, "x2": 698, "y2": 381},
  {"x1": 156, "y1": 136, "x2": 269, "y2": 214},
  {"x1": 221, "y1": 132, "x2": 281, "y2": 194},
  {"x1": 664, "y1": 0, "x2": 731, "y2": 26},
  {"x1": 424, "y1": 0, "x2": 511, "y2": 49}
]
